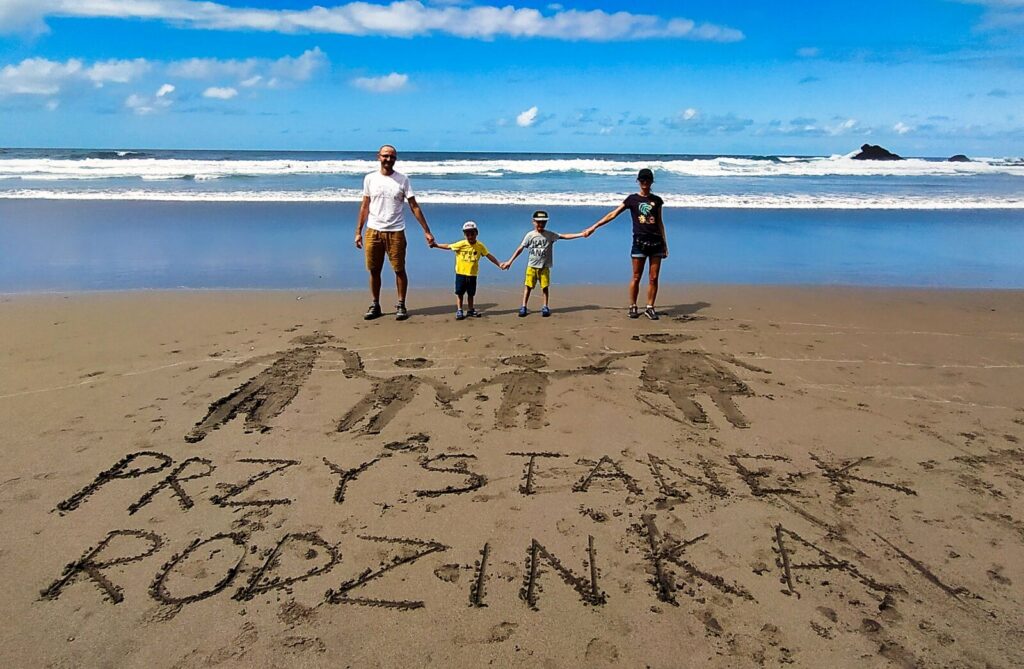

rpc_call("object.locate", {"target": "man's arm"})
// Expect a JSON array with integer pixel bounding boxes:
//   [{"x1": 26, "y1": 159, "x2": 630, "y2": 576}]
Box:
[
  {"x1": 354, "y1": 195, "x2": 370, "y2": 248},
  {"x1": 407, "y1": 196, "x2": 435, "y2": 246},
  {"x1": 585, "y1": 203, "x2": 627, "y2": 236}
]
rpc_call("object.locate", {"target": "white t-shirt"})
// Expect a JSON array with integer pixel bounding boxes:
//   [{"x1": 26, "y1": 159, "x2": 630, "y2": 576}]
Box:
[{"x1": 363, "y1": 170, "x2": 415, "y2": 232}]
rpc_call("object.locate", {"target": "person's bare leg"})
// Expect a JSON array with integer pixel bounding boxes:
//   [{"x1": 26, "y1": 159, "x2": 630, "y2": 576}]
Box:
[
  {"x1": 647, "y1": 256, "x2": 662, "y2": 307},
  {"x1": 541, "y1": 286, "x2": 549, "y2": 307},
  {"x1": 369, "y1": 268, "x2": 382, "y2": 303},
  {"x1": 522, "y1": 284, "x2": 532, "y2": 307},
  {"x1": 395, "y1": 269, "x2": 408, "y2": 304},
  {"x1": 630, "y1": 257, "x2": 646, "y2": 306},
  {"x1": 456, "y1": 293, "x2": 464, "y2": 311},
  {"x1": 466, "y1": 293, "x2": 474, "y2": 311}
]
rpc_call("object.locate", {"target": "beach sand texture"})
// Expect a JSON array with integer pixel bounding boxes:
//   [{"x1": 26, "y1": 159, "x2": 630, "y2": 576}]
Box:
[{"x1": 1, "y1": 286, "x2": 1022, "y2": 667}]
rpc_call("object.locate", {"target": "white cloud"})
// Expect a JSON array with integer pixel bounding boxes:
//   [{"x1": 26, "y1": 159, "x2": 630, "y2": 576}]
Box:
[
  {"x1": 0, "y1": 57, "x2": 81, "y2": 95},
  {"x1": 124, "y1": 84, "x2": 176, "y2": 114},
  {"x1": 4, "y1": 1, "x2": 744, "y2": 42},
  {"x1": 45, "y1": 99, "x2": 58, "y2": 111},
  {"x1": 167, "y1": 48, "x2": 326, "y2": 87},
  {"x1": 516, "y1": 106, "x2": 539, "y2": 127},
  {"x1": 682, "y1": 107, "x2": 698, "y2": 120},
  {"x1": 85, "y1": 58, "x2": 150, "y2": 86},
  {"x1": 828, "y1": 118, "x2": 862, "y2": 136},
  {"x1": 893, "y1": 121, "x2": 914, "y2": 135},
  {"x1": 797, "y1": 46, "x2": 820, "y2": 58},
  {"x1": 0, "y1": 56, "x2": 148, "y2": 96},
  {"x1": 352, "y1": 72, "x2": 409, "y2": 93},
  {"x1": 203, "y1": 86, "x2": 238, "y2": 100}
]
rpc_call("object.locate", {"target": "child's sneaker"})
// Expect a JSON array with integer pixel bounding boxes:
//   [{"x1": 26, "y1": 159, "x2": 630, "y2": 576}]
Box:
[
  {"x1": 628, "y1": 305, "x2": 640, "y2": 319},
  {"x1": 518, "y1": 306, "x2": 528, "y2": 317},
  {"x1": 541, "y1": 306, "x2": 551, "y2": 317},
  {"x1": 644, "y1": 306, "x2": 659, "y2": 321},
  {"x1": 455, "y1": 309, "x2": 466, "y2": 320},
  {"x1": 467, "y1": 309, "x2": 482, "y2": 318}
]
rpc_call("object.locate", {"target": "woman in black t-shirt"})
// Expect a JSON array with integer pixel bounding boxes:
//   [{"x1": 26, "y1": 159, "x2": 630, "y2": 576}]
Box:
[{"x1": 585, "y1": 168, "x2": 668, "y2": 320}]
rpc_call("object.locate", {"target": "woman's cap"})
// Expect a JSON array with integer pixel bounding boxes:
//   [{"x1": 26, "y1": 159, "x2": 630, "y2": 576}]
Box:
[
  {"x1": 637, "y1": 168, "x2": 655, "y2": 182},
  {"x1": 532, "y1": 210, "x2": 549, "y2": 222},
  {"x1": 462, "y1": 220, "x2": 478, "y2": 231}
]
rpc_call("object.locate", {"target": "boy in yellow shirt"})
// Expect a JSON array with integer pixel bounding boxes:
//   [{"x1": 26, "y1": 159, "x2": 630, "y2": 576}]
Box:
[{"x1": 431, "y1": 221, "x2": 503, "y2": 320}]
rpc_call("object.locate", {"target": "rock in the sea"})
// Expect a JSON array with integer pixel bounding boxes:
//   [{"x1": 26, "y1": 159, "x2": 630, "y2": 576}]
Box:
[
  {"x1": 852, "y1": 144, "x2": 903, "y2": 160},
  {"x1": 947, "y1": 154, "x2": 971, "y2": 162}
]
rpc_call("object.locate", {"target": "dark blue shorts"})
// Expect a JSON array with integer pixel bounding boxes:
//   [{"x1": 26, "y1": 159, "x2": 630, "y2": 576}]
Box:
[
  {"x1": 631, "y1": 234, "x2": 667, "y2": 259},
  {"x1": 455, "y1": 274, "x2": 477, "y2": 297}
]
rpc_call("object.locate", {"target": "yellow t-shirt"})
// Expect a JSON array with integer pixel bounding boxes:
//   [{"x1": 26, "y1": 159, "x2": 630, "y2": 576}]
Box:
[{"x1": 450, "y1": 239, "x2": 489, "y2": 276}]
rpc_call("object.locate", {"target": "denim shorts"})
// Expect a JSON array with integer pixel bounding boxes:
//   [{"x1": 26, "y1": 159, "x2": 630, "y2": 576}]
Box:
[
  {"x1": 455, "y1": 273, "x2": 477, "y2": 297},
  {"x1": 630, "y1": 234, "x2": 667, "y2": 259}
]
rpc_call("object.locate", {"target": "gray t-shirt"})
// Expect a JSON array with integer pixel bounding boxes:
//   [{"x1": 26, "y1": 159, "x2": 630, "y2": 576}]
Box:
[{"x1": 521, "y1": 229, "x2": 559, "y2": 269}]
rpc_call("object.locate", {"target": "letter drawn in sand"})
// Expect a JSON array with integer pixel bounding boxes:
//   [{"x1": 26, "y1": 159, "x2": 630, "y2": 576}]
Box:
[
  {"x1": 773, "y1": 524, "x2": 897, "y2": 600},
  {"x1": 508, "y1": 451, "x2": 565, "y2": 495},
  {"x1": 639, "y1": 351, "x2": 767, "y2": 428},
  {"x1": 55, "y1": 451, "x2": 173, "y2": 514},
  {"x1": 646, "y1": 453, "x2": 729, "y2": 502},
  {"x1": 809, "y1": 454, "x2": 917, "y2": 502},
  {"x1": 322, "y1": 454, "x2": 392, "y2": 504},
  {"x1": 150, "y1": 533, "x2": 248, "y2": 605},
  {"x1": 458, "y1": 353, "x2": 637, "y2": 430},
  {"x1": 520, "y1": 536, "x2": 607, "y2": 610},
  {"x1": 337, "y1": 374, "x2": 457, "y2": 435},
  {"x1": 573, "y1": 455, "x2": 643, "y2": 495},
  {"x1": 415, "y1": 453, "x2": 487, "y2": 497},
  {"x1": 469, "y1": 542, "x2": 490, "y2": 607},
  {"x1": 210, "y1": 458, "x2": 299, "y2": 508},
  {"x1": 325, "y1": 535, "x2": 449, "y2": 610},
  {"x1": 728, "y1": 453, "x2": 804, "y2": 497},
  {"x1": 129, "y1": 457, "x2": 215, "y2": 515},
  {"x1": 40, "y1": 529, "x2": 164, "y2": 604},
  {"x1": 235, "y1": 532, "x2": 342, "y2": 601},
  {"x1": 639, "y1": 514, "x2": 753, "y2": 605},
  {"x1": 186, "y1": 336, "x2": 363, "y2": 443}
]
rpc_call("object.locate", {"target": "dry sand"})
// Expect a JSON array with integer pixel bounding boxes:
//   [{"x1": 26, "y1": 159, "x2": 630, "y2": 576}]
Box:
[{"x1": 1, "y1": 285, "x2": 1022, "y2": 668}]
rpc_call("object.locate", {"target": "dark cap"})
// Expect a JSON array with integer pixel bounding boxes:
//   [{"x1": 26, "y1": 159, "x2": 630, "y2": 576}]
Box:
[
  {"x1": 532, "y1": 210, "x2": 549, "y2": 222},
  {"x1": 637, "y1": 168, "x2": 654, "y2": 182}
]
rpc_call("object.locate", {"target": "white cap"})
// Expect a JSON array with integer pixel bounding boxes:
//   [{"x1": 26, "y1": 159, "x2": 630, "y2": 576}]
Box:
[{"x1": 462, "y1": 220, "x2": 478, "y2": 231}]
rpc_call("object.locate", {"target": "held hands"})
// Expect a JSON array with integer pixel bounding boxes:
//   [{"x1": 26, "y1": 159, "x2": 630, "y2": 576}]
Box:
[
  {"x1": 583, "y1": 225, "x2": 597, "y2": 238},
  {"x1": 425, "y1": 232, "x2": 436, "y2": 247},
  {"x1": 499, "y1": 261, "x2": 511, "y2": 270}
]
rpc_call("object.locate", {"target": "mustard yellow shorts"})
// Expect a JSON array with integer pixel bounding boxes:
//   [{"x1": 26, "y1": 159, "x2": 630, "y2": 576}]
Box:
[
  {"x1": 364, "y1": 228, "x2": 407, "y2": 273},
  {"x1": 524, "y1": 266, "x2": 550, "y2": 289}
]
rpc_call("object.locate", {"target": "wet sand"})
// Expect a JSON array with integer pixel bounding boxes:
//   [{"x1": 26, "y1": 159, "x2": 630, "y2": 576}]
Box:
[{"x1": 1, "y1": 285, "x2": 1022, "y2": 667}]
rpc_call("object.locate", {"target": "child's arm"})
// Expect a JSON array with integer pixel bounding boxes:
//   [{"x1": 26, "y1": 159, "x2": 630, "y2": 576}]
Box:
[
  {"x1": 585, "y1": 202, "x2": 627, "y2": 236},
  {"x1": 431, "y1": 242, "x2": 452, "y2": 250},
  {"x1": 485, "y1": 253, "x2": 502, "y2": 269},
  {"x1": 501, "y1": 245, "x2": 525, "y2": 270},
  {"x1": 557, "y1": 232, "x2": 586, "y2": 240}
]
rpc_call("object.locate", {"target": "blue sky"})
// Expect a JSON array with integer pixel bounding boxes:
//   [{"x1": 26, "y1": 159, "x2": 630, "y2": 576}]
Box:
[{"x1": 1, "y1": 0, "x2": 1022, "y2": 155}]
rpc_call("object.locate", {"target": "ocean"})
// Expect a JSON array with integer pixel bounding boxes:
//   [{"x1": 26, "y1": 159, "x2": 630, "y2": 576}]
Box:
[{"x1": 1, "y1": 148, "x2": 1023, "y2": 291}]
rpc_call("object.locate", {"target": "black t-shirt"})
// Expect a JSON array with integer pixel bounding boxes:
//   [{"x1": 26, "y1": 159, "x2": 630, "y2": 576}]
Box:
[{"x1": 623, "y1": 193, "x2": 664, "y2": 238}]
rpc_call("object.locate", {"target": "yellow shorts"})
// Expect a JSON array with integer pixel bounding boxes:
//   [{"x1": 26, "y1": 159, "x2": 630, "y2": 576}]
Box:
[
  {"x1": 524, "y1": 266, "x2": 550, "y2": 289},
  {"x1": 364, "y1": 228, "x2": 407, "y2": 273}
]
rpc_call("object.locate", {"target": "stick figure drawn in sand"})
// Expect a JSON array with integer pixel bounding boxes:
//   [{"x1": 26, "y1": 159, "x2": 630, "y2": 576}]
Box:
[
  {"x1": 455, "y1": 353, "x2": 639, "y2": 429},
  {"x1": 336, "y1": 366, "x2": 458, "y2": 435},
  {"x1": 638, "y1": 350, "x2": 769, "y2": 428},
  {"x1": 186, "y1": 333, "x2": 363, "y2": 443}
]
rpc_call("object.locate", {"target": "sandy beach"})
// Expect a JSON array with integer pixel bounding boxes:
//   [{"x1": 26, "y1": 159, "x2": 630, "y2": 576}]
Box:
[{"x1": 1, "y1": 285, "x2": 1022, "y2": 668}]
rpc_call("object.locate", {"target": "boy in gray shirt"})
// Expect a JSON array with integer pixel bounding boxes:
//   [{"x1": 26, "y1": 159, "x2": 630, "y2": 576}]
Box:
[{"x1": 501, "y1": 210, "x2": 589, "y2": 317}]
